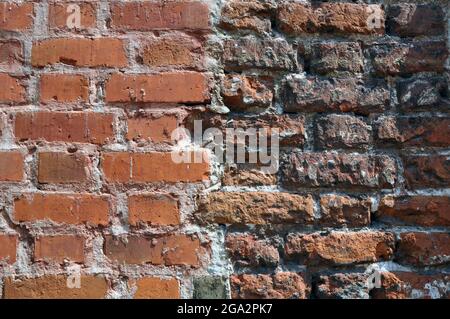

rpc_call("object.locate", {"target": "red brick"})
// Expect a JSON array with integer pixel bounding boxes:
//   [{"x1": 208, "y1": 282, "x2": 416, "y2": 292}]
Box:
[
  {"x1": 0, "y1": 234, "x2": 17, "y2": 264},
  {"x1": 15, "y1": 111, "x2": 114, "y2": 145},
  {"x1": 31, "y1": 38, "x2": 127, "y2": 68},
  {"x1": 319, "y1": 195, "x2": 371, "y2": 228},
  {"x1": 127, "y1": 114, "x2": 178, "y2": 143},
  {"x1": 102, "y1": 151, "x2": 209, "y2": 183},
  {"x1": 38, "y1": 152, "x2": 91, "y2": 184},
  {"x1": 133, "y1": 277, "x2": 180, "y2": 299},
  {"x1": 226, "y1": 234, "x2": 279, "y2": 268},
  {"x1": 48, "y1": 2, "x2": 96, "y2": 31},
  {"x1": 34, "y1": 235, "x2": 84, "y2": 263},
  {"x1": 378, "y1": 196, "x2": 450, "y2": 227},
  {"x1": 105, "y1": 73, "x2": 209, "y2": 104},
  {"x1": 231, "y1": 273, "x2": 310, "y2": 299},
  {"x1": 3, "y1": 275, "x2": 108, "y2": 299},
  {"x1": 0, "y1": 2, "x2": 34, "y2": 31},
  {"x1": 0, "y1": 73, "x2": 26, "y2": 104},
  {"x1": 397, "y1": 232, "x2": 450, "y2": 267},
  {"x1": 0, "y1": 40, "x2": 23, "y2": 71},
  {"x1": 104, "y1": 234, "x2": 203, "y2": 267},
  {"x1": 403, "y1": 155, "x2": 450, "y2": 189},
  {"x1": 14, "y1": 193, "x2": 110, "y2": 226},
  {"x1": 285, "y1": 231, "x2": 395, "y2": 266},
  {"x1": 128, "y1": 194, "x2": 180, "y2": 226},
  {"x1": 220, "y1": 0, "x2": 274, "y2": 34},
  {"x1": 110, "y1": 2, "x2": 209, "y2": 31},
  {"x1": 39, "y1": 74, "x2": 89, "y2": 103},
  {"x1": 0, "y1": 151, "x2": 24, "y2": 182}
]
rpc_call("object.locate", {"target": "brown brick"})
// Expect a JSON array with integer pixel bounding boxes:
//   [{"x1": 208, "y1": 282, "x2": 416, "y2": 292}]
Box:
[
  {"x1": 128, "y1": 194, "x2": 179, "y2": 226},
  {"x1": 38, "y1": 152, "x2": 90, "y2": 184},
  {"x1": 31, "y1": 38, "x2": 127, "y2": 68},
  {"x1": 0, "y1": 73, "x2": 26, "y2": 104},
  {"x1": 48, "y1": 2, "x2": 96, "y2": 31},
  {"x1": 403, "y1": 155, "x2": 450, "y2": 189},
  {"x1": 34, "y1": 235, "x2": 84, "y2": 263},
  {"x1": 377, "y1": 196, "x2": 450, "y2": 227},
  {"x1": 3, "y1": 275, "x2": 108, "y2": 299},
  {"x1": 315, "y1": 273, "x2": 371, "y2": 299},
  {"x1": 220, "y1": 0, "x2": 274, "y2": 34},
  {"x1": 197, "y1": 192, "x2": 314, "y2": 225},
  {"x1": 0, "y1": 151, "x2": 24, "y2": 182},
  {"x1": 231, "y1": 273, "x2": 310, "y2": 299},
  {"x1": 105, "y1": 73, "x2": 209, "y2": 104},
  {"x1": 110, "y1": 2, "x2": 210, "y2": 31},
  {"x1": 104, "y1": 234, "x2": 203, "y2": 267},
  {"x1": 0, "y1": 40, "x2": 23, "y2": 71},
  {"x1": 14, "y1": 193, "x2": 110, "y2": 226},
  {"x1": 0, "y1": 234, "x2": 17, "y2": 264},
  {"x1": 226, "y1": 234, "x2": 279, "y2": 268},
  {"x1": 102, "y1": 151, "x2": 209, "y2": 183},
  {"x1": 319, "y1": 195, "x2": 371, "y2": 228},
  {"x1": 285, "y1": 232, "x2": 395, "y2": 266},
  {"x1": 127, "y1": 114, "x2": 178, "y2": 143},
  {"x1": 397, "y1": 232, "x2": 450, "y2": 267},
  {"x1": 133, "y1": 277, "x2": 180, "y2": 299},
  {"x1": 0, "y1": 2, "x2": 34, "y2": 31},
  {"x1": 15, "y1": 111, "x2": 114, "y2": 145},
  {"x1": 39, "y1": 74, "x2": 89, "y2": 103}
]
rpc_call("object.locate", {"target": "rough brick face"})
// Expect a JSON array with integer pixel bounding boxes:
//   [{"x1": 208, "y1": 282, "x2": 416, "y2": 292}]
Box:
[{"x1": 0, "y1": 40, "x2": 23, "y2": 71}]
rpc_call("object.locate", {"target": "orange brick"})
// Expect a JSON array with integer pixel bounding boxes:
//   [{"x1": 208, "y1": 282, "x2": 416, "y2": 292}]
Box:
[
  {"x1": 102, "y1": 151, "x2": 209, "y2": 183},
  {"x1": 110, "y1": 2, "x2": 210, "y2": 31},
  {"x1": 40, "y1": 74, "x2": 89, "y2": 103},
  {"x1": 15, "y1": 111, "x2": 114, "y2": 145},
  {"x1": 49, "y1": 2, "x2": 96, "y2": 30},
  {"x1": 129, "y1": 194, "x2": 180, "y2": 226},
  {"x1": 0, "y1": 2, "x2": 34, "y2": 31},
  {"x1": 133, "y1": 277, "x2": 180, "y2": 299},
  {"x1": 105, "y1": 73, "x2": 209, "y2": 103},
  {"x1": 0, "y1": 73, "x2": 26, "y2": 103},
  {"x1": 34, "y1": 235, "x2": 84, "y2": 263},
  {"x1": 127, "y1": 114, "x2": 178, "y2": 143},
  {"x1": 32, "y1": 38, "x2": 127, "y2": 68},
  {"x1": 0, "y1": 234, "x2": 17, "y2": 264},
  {"x1": 38, "y1": 152, "x2": 90, "y2": 184},
  {"x1": 14, "y1": 193, "x2": 110, "y2": 226},
  {"x1": 0, "y1": 40, "x2": 23, "y2": 71},
  {"x1": 0, "y1": 151, "x2": 24, "y2": 181},
  {"x1": 3, "y1": 275, "x2": 108, "y2": 299}
]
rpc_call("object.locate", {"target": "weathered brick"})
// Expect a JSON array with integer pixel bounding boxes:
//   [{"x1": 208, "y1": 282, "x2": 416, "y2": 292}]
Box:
[
  {"x1": 403, "y1": 155, "x2": 450, "y2": 189},
  {"x1": 226, "y1": 234, "x2": 279, "y2": 268},
  {"x1": 104, "y1": 234, "x2": 203, "y2": 267},
  {"x1": 316, "y1": 114, "x2": 372, "y2": 150},
  {"x1": 197, "y1": 192, "x2": 314, "y2": 225},
  {"x1": 373, "y1": 272, "x2": 449, "y2": 299},
  {"x1": 220, "y1": 0, "x2": 275, "y2": 34},
  {"x1": 110, "y1": 2, "x2": 210, "y2": 31},
  {"x1": 231, "y1": 273, "x2": 310, "y2": 299},
  {"x1": 193, "y1": 276, "x2": 228, "y2": 299},
  {"x1": 48, "y1": 2, "x2": 96, "y2": 31},
  {"x1": 397, "y1": 232, "x2": 450, "y2": 266},
  {"x1": 377, "y1": 195, "x2": 450, "y2": 227},
  {"x1": 133, "y1": 277, "x2": 180, "y2": 299},
  {"x1": 0, "y1": 73, "x2": 26, "y2": 104},
  {"x1": 0, "y1": 151, "x2": 24, "y2": 182},
  {"x1": 320, "y1": 195, "x2": 371, "y2": 228},
  {"x1": 15, "y1": 111, "x2": 114, "y2": 145},
  {"x1": 3, "y1": 275, "x2": 108, "y2": 299},
  {"x1": 39, "y1": 74, "x2": 89, "y2": 103},
  {"x1": 0, "y1": 2, "x2": 34, "y2": 31},
  {"x1": 102, "y1": 151, "x2": 209, "y2": 183},
  {"x1": 223, "y1": 37, "x2": 297, "y2": 71},
  {"x1": 0, "y1": 234, "x2": 17, "y2": 264},
  {"x1": 315, "y1": 273, "x2": 370, "y2": 299},
  {"x1": 222, "y1": 164, "x2": 277, "y2": 187},
  {"x1": 387, "y1": 4, "x2": 445, "y2": 37},
  {"x1": 14, "y1": 193, "x2": 110, "y2": 226},
  {"x1": 281, "y1": 75, "x2": 389, "y2": 114},
  {"x1": 128, "y1": 194, "x2": 179, "y2": 226},
  {"x1": 368, "y1": 41, "x2": 448, "y2": 76},
  {"x1": 34, "y1": 235, "x2": 84, "y2": 263},
  {"x1": 105, "y1": 73, "x2": 209, "y2": 104},
  {"x1": 397, "y1": 77, "x2": 449, "y2": 112},
  {"x1": 221, "y1": 74, "x2": 273, "y2": 111},
  {"x1": 31, "y1": 38, "x2": 127, "y2": 68},
  {"x1": 285, "y1": 232, "x2": 395, "y2": 266},
  {"x1": 38, "y1": 152, "x2": 91, "y2": 184},
  {"x1": 376, "y1": 116, "x2": 450, "y2": 148},
  {"x1": 127, "y1": 114, "x2": 178, "y2": 143},
  {"x1": 277, "y1": 3, "x2": 384, "y2": 35},
  {"x1": 281, "y1": 153, "x2": 397, "y2": 189},
  {"x1": 0, "y1": 40, "x2": 23, "y2": 71}
]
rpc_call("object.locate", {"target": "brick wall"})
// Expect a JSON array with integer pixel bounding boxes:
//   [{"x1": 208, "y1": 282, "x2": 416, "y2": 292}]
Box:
[{"x1": 0, "y1": 0, "x2": 448, "y2": 299}]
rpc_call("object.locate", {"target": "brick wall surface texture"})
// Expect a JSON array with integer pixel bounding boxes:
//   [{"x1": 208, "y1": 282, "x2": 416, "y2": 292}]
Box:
[{"x1": 0, "y1": 0, "x2": 448, "y2": 299}]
